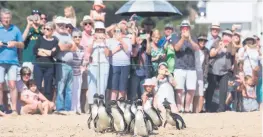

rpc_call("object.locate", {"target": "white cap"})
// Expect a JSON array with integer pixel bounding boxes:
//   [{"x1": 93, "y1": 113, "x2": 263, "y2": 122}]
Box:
[{"x1": 94, "y1": 21, "x2": 105, "y2": 29}]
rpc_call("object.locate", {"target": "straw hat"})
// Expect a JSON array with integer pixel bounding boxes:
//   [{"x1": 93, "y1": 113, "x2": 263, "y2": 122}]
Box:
[
  {"x1": 242, "y1": 33, "x2": 256, "y2": 46},
  {"x1": 94, "y1": 21, "x2": 105, "y2": 30},
  {"x1": 222, "y1": 30, "x2": 233, "y2": 36},
  {"x1": 80, "y1": 15, "x2": 94, "y2": 27},
  {"x1": 180, "y1": 20, "x2": 191, "y2": 28},
  {"x1": 143, "y1": 79, "x2": 155, "y2": 87},
  {"x1": 93, "y1": 0, "x2": 106, "y2": 9},
  {"x1": 211, "y1": 21, "x2": 220, "y2": 29}
]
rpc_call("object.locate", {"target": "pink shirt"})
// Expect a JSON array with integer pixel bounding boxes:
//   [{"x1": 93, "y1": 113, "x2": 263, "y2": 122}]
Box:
[
  {"x1": 21, "y1": 90, "x2": 40, "y2": 105},
  {"x1": 80, "y1": 31, "x2": 93, "y2": 61}
]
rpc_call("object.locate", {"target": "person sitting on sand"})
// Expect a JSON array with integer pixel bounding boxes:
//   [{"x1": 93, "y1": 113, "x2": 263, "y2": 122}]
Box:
[
  {"x1": 141, "y1": 78, "x2": 156, "y2": 106},
  {"x1": 20, "y1": 80, "x2": 55, "y2": 115}
]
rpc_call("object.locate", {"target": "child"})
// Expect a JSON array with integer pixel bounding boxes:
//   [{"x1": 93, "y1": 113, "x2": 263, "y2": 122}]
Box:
[
  {"x1": 20, "y1": 80, "x2": 55, "y2": 115},
  {"x1": 64, "y1": 6, "x2": 77, "y2": 27},
  {"x1": 141, "y1": 79, "x2": 156, "y2": 107},
  {"x1": 90, "y1": 0, "x2": 106, "y2": 22},
  {"x1": 238, "y1": 75, "x2": 259, "y2": 112}
]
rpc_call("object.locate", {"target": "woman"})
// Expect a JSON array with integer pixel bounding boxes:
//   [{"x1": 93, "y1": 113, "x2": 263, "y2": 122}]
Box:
[
  {"x1": 146, "y1": 30, "x2": 165, "y2": 75},
  {"x1": 108, "y1": 25, "x2": 132, "y2": 100},
  {"x1": 70, "y1": 30, "x2": 85, "y2": 114},
  {"x1": 87, "y1": 21, "x2": 110, "y2": 106},
  {"x1": 33, "y1": 22, "x2": 59, "y2": 101}
]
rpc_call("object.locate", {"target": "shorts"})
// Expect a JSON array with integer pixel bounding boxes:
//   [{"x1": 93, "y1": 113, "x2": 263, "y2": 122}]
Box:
[
  {"x1": 195, "y1": 71, "x2": 204, "y2": 96},
  {"x1": 0, "y1": 64, "x2": 18, "y2": 83},
  {"x1": 173, "y1": 69, "x2": 197, "y2": 91},
  {"x1": 108, "y1": 65, "x2": 130, "y2": 92}
]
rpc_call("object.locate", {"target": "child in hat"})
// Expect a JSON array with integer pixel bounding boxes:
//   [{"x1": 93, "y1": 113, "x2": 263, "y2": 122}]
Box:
[
  {"x1": 141, "y1": 78, "x2": 156, "y2": 107},
  {"x1": 90, "y1": 0, "x2": 106, "y2": 22}
]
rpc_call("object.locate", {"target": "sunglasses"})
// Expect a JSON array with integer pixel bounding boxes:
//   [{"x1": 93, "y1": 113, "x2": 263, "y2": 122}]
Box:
[
  {"x1": 41, "y1": 17, "x2": 47, "y2": 20},
  {"x1": 22, "y1": 73, "x2": 31, "y2": 76},
  {"x1": 73, "y1": 36, "x2": 82, "y2": 38},
  {"x1": 44, "y1": 28, "x2": 52, "y2": 31},
  {"x1": 84, "y1": 22, "x2": 93, "y2": 26},
  {"x1": 66, "y1": 25, "x2": 73, "y2": 29}
]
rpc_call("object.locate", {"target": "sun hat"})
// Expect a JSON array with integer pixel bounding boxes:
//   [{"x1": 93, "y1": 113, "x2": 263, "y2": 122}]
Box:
[
  {"x1": 180, "y1": 20, "x2": 191, "y2": 27},
  {"x1": 222, "y1": 30, "x2": 233, "y2": 36},
  {"x1": 141, "y1": 17, "x2": 156, "y2": 28},
  {"x1": 165, "y1": 23, "x2": 174, "y2": 30},
  {"x1": 55, "y1": 16, "x2": 71, "y2": 24},
  {"x1": 211, "y1": 21, "x2": 220, "y2": 29},
  {"x1": 94, "y1": 21, "x2": 105, "y2": 30},
  {"x1": 143, "y1": 79, "x2": 155, "y2": 87},
  {"x1": 242, "y1": 33, "x2": 256, "y2": 45},
  {"x1": 197, "y1": 35, "x2": 208, "y2": 41},
  {"x1": 80, "y1": 15, "x2": 94, "y2": 27},
  {"x1": 93, "y1": 0, "x2": 106, "y2": 9}
]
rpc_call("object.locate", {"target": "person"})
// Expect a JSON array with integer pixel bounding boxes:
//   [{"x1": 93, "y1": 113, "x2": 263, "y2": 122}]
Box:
[
  {"x1": 20, "y1": 80, "x2": 55, "y2": 115},
  {"x1": 66, "y1": 22, "x2": 74, "y2": 35},
  {"x1": 90, "y1": 0, "x2": 106, "y2": 22},
  {"x1": 141, "y1": 78, "x2": 156, "y2": 106},
  {"x1": 162, "y1": 23, "x2": 177, "y2": 74},
  {"x1": 64, "y1": 6, "x2": 77, "y2": 27},
  {"x1": 152, "y1": 62, "x2": 177, "y2": 114},
  {"x1": 193, "y1": 34, "x2": 209, "y2": 113},
  {"x1": 22, "y1": 11, "x2": 43, "y2": 73},
  {"x1": 40, "y1": 13, "x2": 47, "y2": 26},
  {"x1": 33, "y1": 22, "x2": 59, "y2": 101},
  {"x1": 205, "y1": 30, "x2": 236, "y2": 112},
  {"x1": 53, "y1": 16, "x2": 76, "y2": 113},
  {"x1": 172, "y1": 20, "x2": 199, "y2": 113},
  {"x1": 205, "y1": 22, "x2": 221, "y2": 50},
  {"x1": 70, "y1": 30, "x2": 85, "y2": 115},
  {"x1": 87, "y1": 21, "x2": 110, "y2": 106},
  {"x1": 146, "y1": 29, "x2": 165, "y2": 75},
  {"x1": 0, "y1": 8, "x2": 24, "y2": 115},
  {"x1": 79, "y1": 15, "x2": 94, "y2": 113},
  {"x1": 239, "y1": 34, "x2": 261, "y2": 76},
  {"x1": 254, "y1": 35, "x2": 262, "y2": 110},
  {"x1": 108, "y1": 24, "x2": 132, "y2": 100}
]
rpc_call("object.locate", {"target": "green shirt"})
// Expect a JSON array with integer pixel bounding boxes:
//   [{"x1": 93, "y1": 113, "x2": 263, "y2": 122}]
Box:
[
  {"x1": 165, "y1": 43, "x2": 176, "y2": 73},
  {"x1": 22, "y1": 27, "x2": 42, "y2": 63}
]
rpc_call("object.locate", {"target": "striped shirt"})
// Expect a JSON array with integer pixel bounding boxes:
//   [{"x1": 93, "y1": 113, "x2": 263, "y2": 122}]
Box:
[{"x1": 70, "y1": 46, "x2": 85, "y2": 76}]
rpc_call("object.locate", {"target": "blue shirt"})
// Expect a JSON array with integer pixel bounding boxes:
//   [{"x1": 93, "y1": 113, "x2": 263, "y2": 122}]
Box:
[
  {"x1": 0, "y1": 24, "x2": 23, "y2": 65},
  {"x1": 174, "y1": 35, "x2": 197, "y2": 70},
  {"x1": 157, "y1": 33, "x2": 177, "y2": 48}
]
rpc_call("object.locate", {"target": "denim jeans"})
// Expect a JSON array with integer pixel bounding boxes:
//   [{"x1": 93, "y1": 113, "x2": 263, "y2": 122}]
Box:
[
  {"x1": 56, "y1": 63, "x2": 73, "y2": 111},
  {"x1": 128, "y1": 72, "x2": 145, "y2": 100}
]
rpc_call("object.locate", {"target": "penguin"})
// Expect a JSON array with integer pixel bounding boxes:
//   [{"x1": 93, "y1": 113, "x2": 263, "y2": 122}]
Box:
[
  {"x1": 134, "y1": 99, "x2": 154, "y2": 137},
  {"x1": 93, "y1": 94, "x2": 114, "y2": 133},
  {"x1": 108, "y1": 100, "x2": 127, "y2": 134},
  {"x1": 117, "y1": 97, "x2": 126, "y2": 113},
  {"x1": 162, "y1": 98, "x2": 186, "y2": 130},
  {"x1": 143, "y1": 92, "x2": 163, "y2": 129},
  {"x1": 123, "y1": 100, "x2": 135, "y2": 133},
  {"x1": 131, "y1": 99, "x2": 137, "y2": 115},
  {"x1": 87, "y1": 93, "x2": 99, "y2": 129}
]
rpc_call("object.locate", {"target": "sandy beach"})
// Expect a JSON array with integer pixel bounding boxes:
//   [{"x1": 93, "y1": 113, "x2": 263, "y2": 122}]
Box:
[{"x1": 0, "y1": 111, "x2": 262, "y2": 137}]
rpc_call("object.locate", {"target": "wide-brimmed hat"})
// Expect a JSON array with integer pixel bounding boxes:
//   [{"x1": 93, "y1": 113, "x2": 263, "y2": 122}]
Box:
[
  {"x1": 222, "y1": 30, "x2": 233, "y2": 36},
  {"x1": 94, "y1": 21, "x2": 105, "y2": 30},
  {"x1": 141, "y1": 18, "x2": 156, "y2": 28},
  {"x1": 55, "y1": 16, "x2": 71, "y2": 24},
  {"x1": 143, "y1": 79, "x2": 155, "y2": 87},
  {"x1": 80, "y1": 15, "x2": 94, "y2": 27},
  {"x1": 93, "y1": 0, "x2": 106, "y2": 9},
  {"x1": 242, "y1": 33, "x2": 256, "y2": 45},
  {"x1": 211, "y1": 21, "x2": 220, "y2": 29},
  {"x1": 180, "y1": 20, "x2": 191, "y2": 28},
  {"x1": 197, "y1": 35, "x2": 208, "y2": 41}
]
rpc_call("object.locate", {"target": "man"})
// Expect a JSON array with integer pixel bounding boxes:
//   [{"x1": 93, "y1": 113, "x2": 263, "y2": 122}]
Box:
[
  {"x1": 158, "y1": 23, "x2": 176, "y2": 48},
  {"x1": 173, "y1": 20, "x2": 199, "y2": 113},
  {"x1": 53, "y1": 16, "x2": 76, "y2": 113},
  {"x1": 79, "y1": 15, "x2": 94, "y2": 113},
  {"x1": 206, "y1": 22, "x2": 221, "y2": 50},
  {"x1": 205, "y1": 30, "x2": 235, "y2": 112},
  {"x1": 0, "y1": 8, "x2": 24, "y2": 115},
  {"x1": 22, "y1": 10, "x2": 43, "y2": 74}
]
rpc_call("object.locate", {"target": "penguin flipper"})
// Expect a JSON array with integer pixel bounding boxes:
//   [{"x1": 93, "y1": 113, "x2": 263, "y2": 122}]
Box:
[
  {"x1": 94, "y1": 114, "x2": 99, "y2": 129},
  {"x1": 171, "y1": 113, "x2": 186, "y2": 129},
  {"x1": 144, "y1": 113, "x2": 154, "y2": 133},
  {"x1": 175, "y1": 119, "x2": 180, "y2": 130},
  {"x1": 129, "y1": 119, "x2": 135, "y2": 133},
  {"x1": 87, "y1": 114, "x2": 93, "y2": 129},
  {"x1": 109, "y1": 114, "x2": 116, "y2": 132},
  {"x1": 164, "y1": 120, "x2": 167, "y2": 128}
]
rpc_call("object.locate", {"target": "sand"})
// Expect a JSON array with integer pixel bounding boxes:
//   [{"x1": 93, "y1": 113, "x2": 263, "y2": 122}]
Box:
[{"x1": 0, "y1": 111, "x2": 262, "y2": 137}]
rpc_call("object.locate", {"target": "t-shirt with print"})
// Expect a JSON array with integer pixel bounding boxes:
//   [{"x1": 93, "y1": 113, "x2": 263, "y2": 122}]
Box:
[
  {"x1": 174, "y1": 35, "x2": 198, "y2": 70},
  {"x1": 22, "y1": 27, "x2": 43, "y2": 63}
]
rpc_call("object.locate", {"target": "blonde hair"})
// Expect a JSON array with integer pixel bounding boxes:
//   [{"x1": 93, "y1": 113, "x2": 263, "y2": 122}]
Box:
[
  {"x1": 64, "y1": 6, "x2": 76, "y2": 18},
  {"x1": 151, "y1": 29, "x2": 161, "y2": 38}
]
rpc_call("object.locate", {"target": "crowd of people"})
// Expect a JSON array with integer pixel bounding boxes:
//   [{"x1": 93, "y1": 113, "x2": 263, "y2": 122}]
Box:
[{"x1": 0, "y1": 0, "x2": 262, "y2": 117}]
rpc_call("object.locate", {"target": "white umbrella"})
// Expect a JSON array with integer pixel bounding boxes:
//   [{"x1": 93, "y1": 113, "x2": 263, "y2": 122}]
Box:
[{"x1": 115, "y1": 0, "x2": 183, "y2": 17}]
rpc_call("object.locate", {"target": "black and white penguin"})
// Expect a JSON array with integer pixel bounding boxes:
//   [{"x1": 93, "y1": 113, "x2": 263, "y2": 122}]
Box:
[
  {"x1": 162, "y1": 98, "x2": 186, "y2": 130},
  {"x1": 87, "y1": 93, "x2": 99, "y2": 129},
  {"x1": 131, "y1": 99, "x2": 137, "y2": 115},
  {"x1": 93, "y1": 94, "x2": 113, "y2": 133},
  {"x1": 108, "y1": 100, "x2": 127, "y2": 134},
  {"x1": 123, "y1": 100, "x2": 135, "y2": 133},
  {"x1": 134, "y1": 99, "x2": 154, "y2": 136},
  {"x1": 144, "y1": 92, "x2": 163, "y2": 129},
  {"x1": 117, "y1": 97, "x2": 126, "y2": 113}
]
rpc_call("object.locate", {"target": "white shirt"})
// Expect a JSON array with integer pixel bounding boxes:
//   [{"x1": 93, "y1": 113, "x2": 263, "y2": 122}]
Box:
[{"x1": 195, "y1": 50, "x2": 205, "y2": 72}]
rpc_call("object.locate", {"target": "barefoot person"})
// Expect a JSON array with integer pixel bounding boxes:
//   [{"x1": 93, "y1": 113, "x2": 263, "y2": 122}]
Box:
[{"x1": 20, "y1": 80, "x2": 55, "y2": 115}]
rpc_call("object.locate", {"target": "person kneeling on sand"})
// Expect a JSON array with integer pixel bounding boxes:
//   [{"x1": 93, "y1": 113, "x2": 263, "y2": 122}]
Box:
[{"x1": 20, "y1": 80, "x2": 55, "y2": 115}]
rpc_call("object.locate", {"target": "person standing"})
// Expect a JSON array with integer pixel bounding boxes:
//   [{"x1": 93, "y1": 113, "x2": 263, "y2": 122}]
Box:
[
  {"x1": 205, "y1": 30, "x2": 236, "y2": 112},
  {"x1": 0, "y1": 8, "x2": 24, "y2": 115},
  {"x1": 173, "y1": 20, "x2": 199, "y2": 113},
  {"x1": 205, "y1": 22, "x2": 221, "y2": 50}
]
